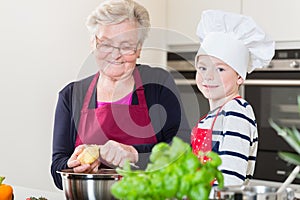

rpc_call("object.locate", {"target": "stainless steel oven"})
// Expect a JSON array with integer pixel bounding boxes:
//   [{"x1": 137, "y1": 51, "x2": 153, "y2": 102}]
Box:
[{"x1": 242, "y1": 49, "x2": 300, "y2": 184}]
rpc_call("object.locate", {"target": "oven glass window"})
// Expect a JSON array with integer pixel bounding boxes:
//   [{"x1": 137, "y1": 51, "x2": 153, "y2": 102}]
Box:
[
  {"x1": 263, "y1": 87, "x2": 300, "y2": 129},
  {"x1": 246, "y1": 86, "x2": 300, "y2": 129},
  {"x1": 245, "y1": 85, "x2": 300, "y2": 151}
]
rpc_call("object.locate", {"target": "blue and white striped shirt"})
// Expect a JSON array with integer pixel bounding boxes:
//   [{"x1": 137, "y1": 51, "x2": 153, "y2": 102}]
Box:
[{"x1": 198, "y1": 98, "x2": 258, "y2": 186}]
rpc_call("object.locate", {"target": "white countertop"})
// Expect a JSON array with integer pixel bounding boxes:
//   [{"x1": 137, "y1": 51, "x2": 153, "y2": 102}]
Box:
[
  {"x1": 12, "y1": 179, "x2": 300, "y2": 199},
  {"x1": 13, "y1": 185, "x2": 65, "y2": 200}
]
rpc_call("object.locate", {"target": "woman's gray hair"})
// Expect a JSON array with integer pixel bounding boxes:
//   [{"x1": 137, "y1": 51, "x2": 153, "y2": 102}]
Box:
[{"x1": 86, "y1": 0, "x2": 150, "y2": 44}]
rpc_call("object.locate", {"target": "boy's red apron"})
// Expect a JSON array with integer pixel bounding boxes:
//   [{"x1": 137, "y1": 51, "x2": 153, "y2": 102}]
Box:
[
  {"x1": 75, "y1": 69, "x2": 157, "y2": 147},
  {"x1": 191, "y1": 106, "x2": 222, "y2": 160},
  {"x1": 191, "y1": 96, "x2": 241, "y2": 160}
]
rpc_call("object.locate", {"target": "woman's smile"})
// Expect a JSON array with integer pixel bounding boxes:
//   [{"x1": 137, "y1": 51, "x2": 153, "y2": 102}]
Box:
[{"x1": 106, "y1": 60, "x2": 125, "y2": 65}]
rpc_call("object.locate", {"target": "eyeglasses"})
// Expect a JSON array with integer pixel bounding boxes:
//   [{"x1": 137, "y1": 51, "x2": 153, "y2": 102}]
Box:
[{"x1": 95, "y1": 36, "x2": 138, "y2": 56}]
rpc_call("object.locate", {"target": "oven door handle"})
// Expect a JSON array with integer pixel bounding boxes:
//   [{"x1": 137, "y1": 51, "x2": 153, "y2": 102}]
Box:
[
  {"x1": 175, "y1": 79, "x2": 300, "y2": 86},
  {"x1": 244, "y1": 79, "x2": 300, "y2": 86},
  {"x1": 174, "y1": 79, "x2": 196, "y2": 85}
]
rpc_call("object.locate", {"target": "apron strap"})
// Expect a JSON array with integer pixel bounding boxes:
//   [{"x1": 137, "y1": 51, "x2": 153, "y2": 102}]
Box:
[
  {"x1": 133, "y1": 68, "x2": 147, "y2": 107},
  {"x1": 210, "y1": 106, "x2": 223, "y2": 129},
  {"x1": 82, "y1": 72, "x2": 99, "y2": 110},
  {"x1": 210, "y1": 95, "x2": 242, "y2": 130}
]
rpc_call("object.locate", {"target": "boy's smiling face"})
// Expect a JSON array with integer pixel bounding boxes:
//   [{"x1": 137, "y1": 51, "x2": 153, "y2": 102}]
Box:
[{"x1": 195, "y1": 55, "x2": 244, "y2": 102}]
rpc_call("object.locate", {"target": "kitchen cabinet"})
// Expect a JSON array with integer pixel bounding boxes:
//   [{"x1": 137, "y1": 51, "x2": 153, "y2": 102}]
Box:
[
  {"x1": 136, "y1": 0, "x2": 168, "y2": 67},
  {"x1": 242, "y1": 0, "x2": 300, "y2": 42},
  {"x1": 166, "y1": 0, "x2": 241, "y2": 45},
  {"x1": 166, "y1": 0, "x2": 300, "y2": 44}
]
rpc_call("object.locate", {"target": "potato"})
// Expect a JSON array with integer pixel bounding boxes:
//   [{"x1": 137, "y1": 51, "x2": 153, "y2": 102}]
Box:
[{"x1": 77, "y1": 145, "x2": 100, "y2": 164}]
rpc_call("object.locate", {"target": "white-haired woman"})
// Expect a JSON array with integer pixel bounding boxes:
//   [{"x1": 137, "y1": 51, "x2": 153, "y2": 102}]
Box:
[{"x1": 51, "y1": 0, "x2": 190, "y2": 190}]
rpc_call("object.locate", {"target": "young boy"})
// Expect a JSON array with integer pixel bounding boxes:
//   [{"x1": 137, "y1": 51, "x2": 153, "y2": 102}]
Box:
[{"x1": 191, "y1": 10, "x2": 275, "y2": 187}]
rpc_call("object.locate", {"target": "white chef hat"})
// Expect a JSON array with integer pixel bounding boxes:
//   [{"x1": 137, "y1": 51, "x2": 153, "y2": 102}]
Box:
[{"x1": 196, "y1": 10, "x2": 275, "y2": 80}]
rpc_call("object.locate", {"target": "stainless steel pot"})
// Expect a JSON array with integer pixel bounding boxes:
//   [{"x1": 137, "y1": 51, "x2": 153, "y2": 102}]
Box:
[
  {"x1": 57, "y1": 169, "x2": 120, "y2": 200},
  {"x1": 214, "y1": 185, "x2": 295, "y2": 200}
]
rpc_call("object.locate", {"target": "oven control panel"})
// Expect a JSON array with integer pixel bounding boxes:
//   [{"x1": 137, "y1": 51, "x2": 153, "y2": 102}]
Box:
[{"x1": 256, "y1": 49, "x2": 300, "y2": 71}]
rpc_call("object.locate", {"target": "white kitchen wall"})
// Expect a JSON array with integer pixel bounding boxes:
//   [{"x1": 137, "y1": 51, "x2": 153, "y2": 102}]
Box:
[
  {"x1": 0, "y1": 0, "x2": 101, "y2": 193},
  {"x1": 0, "y1": 0, "x2": 167, "y2": 194}
]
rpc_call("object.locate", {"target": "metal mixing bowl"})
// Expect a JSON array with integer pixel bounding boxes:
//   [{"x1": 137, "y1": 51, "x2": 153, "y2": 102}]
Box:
[{"x1": 57, "y1": 169, "x2": 120, "y2": 200}]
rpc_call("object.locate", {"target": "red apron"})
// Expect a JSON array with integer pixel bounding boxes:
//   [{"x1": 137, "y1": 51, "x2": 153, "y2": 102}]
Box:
[
  {"x1": 75, "y1": 69, "x2": 157, "y2": 147},
  {"x1": 191, "y1": 107, "x2": 221, "y2": 157},
  {"x1": 191, "y1": 96, "x2": 241, "y2": 160}
]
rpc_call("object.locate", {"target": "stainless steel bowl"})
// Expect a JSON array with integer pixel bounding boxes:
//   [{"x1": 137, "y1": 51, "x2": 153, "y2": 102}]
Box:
[
  {"x1": 57, "y1": 169, "x2": 120, "y2": 200},
  {"x1": 214, "y1": 185, "x2": 295, "y2": 200}
]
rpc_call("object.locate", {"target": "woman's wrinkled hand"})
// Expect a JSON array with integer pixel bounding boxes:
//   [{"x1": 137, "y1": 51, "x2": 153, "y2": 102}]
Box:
[
  {"x1": 100, "y1": 140, "x2": 138, "y2": 167},
  {"x1": 67, "y1": 145, "x2": 100, "y2": 173}
]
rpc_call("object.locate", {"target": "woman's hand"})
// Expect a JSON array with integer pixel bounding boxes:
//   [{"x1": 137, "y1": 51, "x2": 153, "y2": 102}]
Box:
[
  {"x1": 100, "y1": 140, "x2": 138, "y2": 167},
  {"x1": 67, "y1": 145, "x2": 100, "y2": 173}
]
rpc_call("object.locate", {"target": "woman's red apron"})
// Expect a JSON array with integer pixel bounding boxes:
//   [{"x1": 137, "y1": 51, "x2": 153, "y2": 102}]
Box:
[
  {"x1": 75, "y1": 69, "x2": 157, "y2": 147},
  {"x1": 191, "y1": 96, "x2": 241, "y2": 160}
]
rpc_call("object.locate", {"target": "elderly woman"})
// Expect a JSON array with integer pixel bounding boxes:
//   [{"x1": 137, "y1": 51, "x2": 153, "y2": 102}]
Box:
[{"x1": 51, "y1": 0, "x2": 190, "y2": 190}]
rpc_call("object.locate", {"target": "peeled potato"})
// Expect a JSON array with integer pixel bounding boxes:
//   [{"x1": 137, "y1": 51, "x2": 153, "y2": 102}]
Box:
[{"x1": 77, "y1": 145, "x2": 100, "y2": 164}]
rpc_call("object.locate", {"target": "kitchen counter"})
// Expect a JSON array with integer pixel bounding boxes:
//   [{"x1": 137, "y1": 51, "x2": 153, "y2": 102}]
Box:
[
  {"x1": 249, "y1": 179, "x2": 300, "y2": 189},
  {"x1": 249, "y1": 179, "x2": 300, "y2": 198},
  {"x1": 13, "y1": 185, "x2": 65, "y2": 200},
  {"x1": 12, "y1": 179, "x2": 300, "y2": 200}
]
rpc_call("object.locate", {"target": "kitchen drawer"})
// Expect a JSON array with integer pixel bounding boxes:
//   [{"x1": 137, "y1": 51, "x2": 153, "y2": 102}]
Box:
[{"x1": 254, "y1": 151, "x2": 300, "y2": 184}]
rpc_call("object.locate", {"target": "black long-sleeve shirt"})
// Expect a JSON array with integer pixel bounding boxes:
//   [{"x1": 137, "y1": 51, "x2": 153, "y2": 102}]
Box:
[{"x1": 51, "y1": 65, "x2": 191, "y2": 189}]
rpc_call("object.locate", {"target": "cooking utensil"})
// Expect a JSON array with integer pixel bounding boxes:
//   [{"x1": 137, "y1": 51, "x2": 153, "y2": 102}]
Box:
[
  {"x1": 129, "y1": 162, "x2": 140, "y2": 169},
  {"x1": 214, "y1": 185, "x2": 294, "y2": 200},
  {"x1": 277, "y1": 165, "x2": 300, "y2": 194},
  {"x1": 57, "y1": 169, "x2": 120, "y2": 200}
]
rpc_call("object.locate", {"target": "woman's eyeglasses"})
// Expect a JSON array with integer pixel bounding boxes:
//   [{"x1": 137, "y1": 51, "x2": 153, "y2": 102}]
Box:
[{"x1": 95, "y1": 36, "x2": 137, "y2": 56}]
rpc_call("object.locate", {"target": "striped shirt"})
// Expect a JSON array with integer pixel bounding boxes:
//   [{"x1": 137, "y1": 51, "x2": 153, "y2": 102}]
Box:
[{"x1": 198, "y1": 98, "x2": 258, "y2": 186}]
